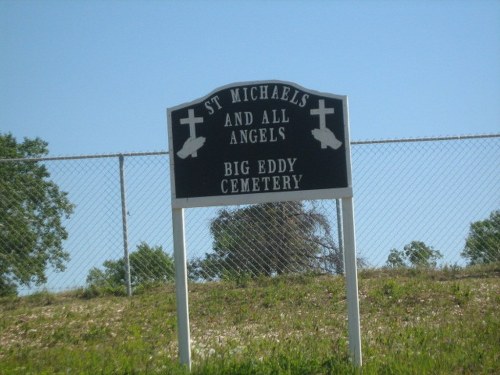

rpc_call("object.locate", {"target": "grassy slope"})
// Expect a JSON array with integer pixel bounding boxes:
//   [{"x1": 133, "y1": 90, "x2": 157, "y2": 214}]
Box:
[{"x1": 0, "y1": 265, "x2": 499, "y2": 374}]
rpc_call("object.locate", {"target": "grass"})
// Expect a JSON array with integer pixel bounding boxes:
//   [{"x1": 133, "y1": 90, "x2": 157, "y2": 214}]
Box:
[{"x1": 0, "y1": 264, "x2": 499, "y2": 374}]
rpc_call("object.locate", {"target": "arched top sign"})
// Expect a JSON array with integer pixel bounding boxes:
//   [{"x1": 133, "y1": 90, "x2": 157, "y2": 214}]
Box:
[{"x1": 167, "y1": 80, "x2": 352, "y2": 208}]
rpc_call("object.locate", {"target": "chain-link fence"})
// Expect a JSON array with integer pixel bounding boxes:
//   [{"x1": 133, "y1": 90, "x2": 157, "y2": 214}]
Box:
[{"x1": 1, "y1": 134, "x2": 499, "y2": 296}]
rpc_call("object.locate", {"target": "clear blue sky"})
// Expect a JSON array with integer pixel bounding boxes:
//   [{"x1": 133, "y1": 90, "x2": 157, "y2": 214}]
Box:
[{"x1": 1, "y1": 0, "x2": 499, "y2": 156}]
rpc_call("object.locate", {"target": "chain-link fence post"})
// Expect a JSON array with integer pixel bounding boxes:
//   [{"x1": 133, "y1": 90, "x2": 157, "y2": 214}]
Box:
[{"x1": 119, "y1": 155, "x2": 132, "y2": 296}]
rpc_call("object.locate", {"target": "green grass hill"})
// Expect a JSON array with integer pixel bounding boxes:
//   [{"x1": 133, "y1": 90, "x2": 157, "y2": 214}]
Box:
[{"x1": 1, "y1": 265, "x2": 499, "y2": 374}]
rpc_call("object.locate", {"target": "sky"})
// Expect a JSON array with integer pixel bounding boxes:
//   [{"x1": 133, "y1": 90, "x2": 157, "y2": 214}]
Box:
[
  {"x1": 1, "y1": 0, "x2": 499, "y2": 294},
  {"x1": 1, "y1": 0, "x2": 499, "y2": 157}
]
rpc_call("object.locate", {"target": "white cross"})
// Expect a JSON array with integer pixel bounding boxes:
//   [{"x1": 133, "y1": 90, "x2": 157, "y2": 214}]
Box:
[
  {"x1": 180, "y1": 108, "x2": 204, "y2": 157},
  {"x1": 310, "y1": 99, "x2": 334, "y2": 149}
]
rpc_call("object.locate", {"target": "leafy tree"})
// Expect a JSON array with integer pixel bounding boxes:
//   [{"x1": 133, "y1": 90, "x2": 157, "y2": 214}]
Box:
[
  {"x1": 386, "y1": 241, "x2": 442, "y2": 269},
  {"x1": 0, "y1": 133, "x2": 74, "y2": 296},
  {"x1": 86, "y1": 242, "x2": 175, "y2": 289},
  {"x1": 386, "y1": 248, "x2": 406, "y2": 268},
  {"x1": 404, "y1": 241, "x2": 442, "y2": 268},
  {"x1": 461, "y1": 210, "x2": 500, "y2": 265},
  {"x1": 190, "y1": 201, "x2": 342, "y2": 280}
]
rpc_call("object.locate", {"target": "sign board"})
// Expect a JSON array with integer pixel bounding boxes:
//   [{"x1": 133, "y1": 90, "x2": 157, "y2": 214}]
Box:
[
  {"x1": 168, "y1": 80, "x2": 352, "y2": 208},
  {"x1": 166, "y1": 81, "x2": 361, "y2": 369}
]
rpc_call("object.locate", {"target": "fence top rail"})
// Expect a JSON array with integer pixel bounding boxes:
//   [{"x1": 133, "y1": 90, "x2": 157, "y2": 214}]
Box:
[
  {"x1": 0, "y1": 133, "x2": 498, "y2": 163},
  {"x1": 351, "y1": 133, "x2": 500, "y2": 145},
  {"x1": 0, "y1": 150, "x2": 169, "y2": 163}
]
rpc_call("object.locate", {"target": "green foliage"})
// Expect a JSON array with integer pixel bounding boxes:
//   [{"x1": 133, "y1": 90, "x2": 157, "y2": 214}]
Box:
[
  {"x1": 0, "y1": 133, "x2": 74, "y2": 296},
  {"x1": 386, "y1": 241, "x2": 442, "y2": 269},
  {"x1": 404, "y1": 241, "x2": 442, "y2": 268},
  {"x1": 86, "y1": 242, "x2": 175, "y2": 291},
  {"x1": 461, "y1": 210, "x2": 500, "y2": 265},
  {"x1": 190, "y1": 202, "x2": 342, "y2": 280},
  {"x1": 386, "y1": 248, "x2": 406, "y2": 268},
  {"x1": 450, "y1": 283, "x2": 473, "y2": 306}
]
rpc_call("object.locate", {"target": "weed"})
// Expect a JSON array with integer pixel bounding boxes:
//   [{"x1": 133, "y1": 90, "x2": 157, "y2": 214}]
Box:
[
  {"x1": 25, "y1": 290, "x2": 56, "y2": 306},
  {"x1": 450, "y1": 282, "x2": 473, "y2": 306}
]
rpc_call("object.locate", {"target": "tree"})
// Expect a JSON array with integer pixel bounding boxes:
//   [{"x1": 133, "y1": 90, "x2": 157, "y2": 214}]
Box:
[
  {"x1": 0, "y1": 133, "x2": 74, "y2": 296},
  {"x1": 386, "y1": 248, "x2": 406, "y2": 268},
  {"x1": 461, "y1": 210, "x2": 500, "y2": 266},
  {"x1": 385, "y1": 241, "x2": 442, "y2": 269},
  {"x1": 190, "y1": 201, "x2": 342, "y2": 280},
  {"x1": 86, "y1": 242, "x2": 175, "y2": 289}
]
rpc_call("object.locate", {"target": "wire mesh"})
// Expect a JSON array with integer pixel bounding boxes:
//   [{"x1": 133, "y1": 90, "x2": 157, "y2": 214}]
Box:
[{"x1": 0, "y1": 135, "x2": 498, "y2": 296}]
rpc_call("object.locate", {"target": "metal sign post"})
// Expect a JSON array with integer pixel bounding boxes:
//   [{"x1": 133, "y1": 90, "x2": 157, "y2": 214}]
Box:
[
  {"x1": 342, "y1": 197, "x2": 362, "y2": 366},
  {"x1": 167, "y1": 81, "x2": 362, "y2": 369},
  {"x1": 172, "y1": 207, "x2": 191, "y2": 369}
]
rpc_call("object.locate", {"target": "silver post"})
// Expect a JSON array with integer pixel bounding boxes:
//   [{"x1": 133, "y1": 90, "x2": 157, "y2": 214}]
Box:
[
  {"x1": 336, "y1": 199, "x2": 345, "y2": 275},
  {"x1": 172, "y1": 207, "x2": 192, "y2": 369},
  {"x1": 341, "y1": 197, "x2": 362, "y2": 366},
  {"x1": 119, "y1": 155, "x2": 132, "y2": 297}
]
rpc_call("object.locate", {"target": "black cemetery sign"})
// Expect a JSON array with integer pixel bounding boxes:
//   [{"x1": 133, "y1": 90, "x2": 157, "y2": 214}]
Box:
[{"x1": 168, "y1": 80, "x2": 352, "y2": 208}]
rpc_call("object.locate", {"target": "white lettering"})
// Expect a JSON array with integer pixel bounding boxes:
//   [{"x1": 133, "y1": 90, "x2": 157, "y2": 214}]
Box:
[
  {"x1": 229, "y1": 85, "x2": 308, "y2": 107},
  {"x1": 245, "y1": 112, "x2": 253, "y2": 125},
  {"x1": 300, "y1": 94, "x2": 309, "y2": 107},
  {"x1": 224, "y1": 160, "x2": 249, "y2": 176},
  {"x1": 259, "y1": 128, "x2": 267, "y2": 142},
  {"x1": 229, "y1": 131, "x2": 237, "y2": 144},
  {"x1": 249, "y1": 129, "x2": 258, "y2": 143},
  {"x1": 267, "y1": 159, "x2": 276, "y2": 174},
  {"x1": 282, "y1": 175, "x2": 291, "y2": 190},
  {"x1": 231, "y1": 179, "x2": 239, "y2": 192},
  {"x1": 250, "y1": 86, "x2": 258, "y2": 101},
  {"x1": 260, "y1": 85, "x2": 268, "y2": 100},
  {"x1": 290, "y1": 89, "x2": 300, "y2": 105},
  {"x1": 268, "y1": 127, "x2": 278, "y2": 142},
  {"x1": 235, "y1": 112, "x2": 243, "y2": 126},
  {"x1": 204, "y1": 95, "x2": 222, "y2": 115},
  {"x1": 212, "y1": 95, "x2": 222, "y2": 111},
  {"x1": 230, "y1": 127, "x2": 285, "y2": 145},
  {"x1": 221, "y1": 179, "x2": 228, "y2": 193},
  {"x1": 278, "y1": 127, "x2": 286, "y2": 140},
  {"x1": 271, "y1": 85, "x2": 279, "y2": 99},
  {"x1": 281, "y1": 86, "x2": 290, "y2": 101},
  {"x1": 271, "y1": 109, "x2": 289, "y2": 124},
  {"x1": 204, "y1": 101, "x2": 214, "y2": 115},
  {"x1": 262, "y1": 176, "x2": 270, "y2": 191},
  {"x1": 273, "y1": 175, "x2": 281, "y2": 190},
  {"x1": 252, "y1": 177, "x2": 260, "y2": 192},
  {"x1": 278, "y1": 159, "x2": 287, "y2": 173},
  {"x1": 281, "y1": 109, "x2": 289, "y2": 123},
  {"x1": 258, "y1": 160, "x2": 265, "y2": 174},
  {"x1": 224, "y1": 113, "x2": 232, "y2": 127},
  {"x1": 230, "y1": 88, "x2": 241, "y2": 103},
  {"x1": 292, "y1": 174, "x2": 303, "y2": 188},
  {"x1": 224, "y1": 162, "x2": 232, "y2": 176},
  {"x1": 225, "y1": 112, "x2": 253, "y2": 127},
  {"x1": 256, "y1": 158, "x2": 298, "y2": 174},
  {"x1": 261, "y1": 110, "x2": 270, "y2": 124},
  {"x1": 241, "y1": 178, "x2": 250, "y2": 192},
  {"x1": 220, "y1": 175, "x2": 303, "y2": 194}
]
